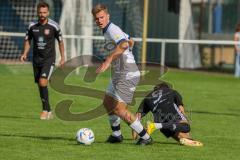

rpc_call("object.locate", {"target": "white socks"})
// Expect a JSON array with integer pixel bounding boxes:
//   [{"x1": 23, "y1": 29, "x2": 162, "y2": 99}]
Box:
[
  {"x1": 130, "y1": 118, "x2": 150, "y2": 140},
  {"x1": 109, "y1": 115, "x2": 121, "y2": 137},
  {"x1": 154, "y1": 123, "x2": 163, "y2": 129}
]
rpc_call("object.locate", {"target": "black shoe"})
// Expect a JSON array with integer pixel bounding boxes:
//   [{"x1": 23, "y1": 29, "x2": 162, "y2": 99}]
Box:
[
  {"x1": 106, "y1": 135, "x2": 123, "y2": 143},
  {"x1": 136, "y1": 137, "x2": 153, "y2": 145}
]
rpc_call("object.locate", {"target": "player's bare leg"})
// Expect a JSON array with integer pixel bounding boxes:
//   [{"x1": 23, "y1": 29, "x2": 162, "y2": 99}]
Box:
[
  {"x1": 174, "y1": 132, "x2": 203, "y2": 147},
  {"x1": 171, "y1": 121, "x2": 203, "y2": 147},
  {"x1": 103, "y1": 95, "x2": 123, "y2": 142},
  {"x1": 146, "y1": 120, "x2": 203, "y2": 146},
  {"x1": 173, "y1": 132, "x2": 191, "y2": 141},
  {"x1": 104, "y1": 95, "x2": 152, "y2": 145}
]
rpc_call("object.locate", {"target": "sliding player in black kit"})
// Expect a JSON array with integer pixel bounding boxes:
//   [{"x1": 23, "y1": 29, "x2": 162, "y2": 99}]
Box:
[
  {"x1": 20, "y1": 2, "x2": 65, "y2": 120},
  {"x1": 133, "y1": 82, "x2": 203, "y2": 147}
]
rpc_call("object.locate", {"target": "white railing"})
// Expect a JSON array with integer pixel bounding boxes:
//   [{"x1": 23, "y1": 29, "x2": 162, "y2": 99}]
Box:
[{"x1": 0, "y1": 31, "x2": 237, "y2": 66}]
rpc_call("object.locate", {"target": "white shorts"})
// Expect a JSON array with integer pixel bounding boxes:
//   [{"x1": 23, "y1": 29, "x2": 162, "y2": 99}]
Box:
[
  {"x1": 106, "y1": 77, "x2": 139, "y2": 104},
  {"x1": 106, "y1": 81, "x2": 124, "y2": 103}
]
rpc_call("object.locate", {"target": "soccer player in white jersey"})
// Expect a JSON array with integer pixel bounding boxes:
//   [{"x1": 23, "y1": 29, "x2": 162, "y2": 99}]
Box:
[{"x1": 92, "y1": 4, "x2": 152, "y2": 145}]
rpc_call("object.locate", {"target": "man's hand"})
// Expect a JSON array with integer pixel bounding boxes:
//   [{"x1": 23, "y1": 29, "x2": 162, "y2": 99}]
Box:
[
  {"x1": 136, "y1": 112, "x2": 141, "y2": 120},
  {"x1": 20, "y1": 40, "x2": 30, "y2": 62},
  {"x1": 96, "y1": 57, "x2": 111, "y2": 74},
  {"x1": 20, "y1": 54, "x2": 27, "y2": 62},
  {"x1": 179, "y1": 105, "x2": 185, "y2": 114},
  {"x1": 59, "y1": 58, "x2": 65, "y2": 68}
]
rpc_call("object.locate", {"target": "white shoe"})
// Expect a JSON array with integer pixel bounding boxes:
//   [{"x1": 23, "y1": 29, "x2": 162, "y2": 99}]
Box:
[
  {"x1": 179, "y1": 138, "x2": 203, "y2": 147},
  {"x1": 40, "y1": 111, "x2": 48, "y2": 120},
  {"x1": 47, "y1": 111, "x2": 53, "y2": 120}
]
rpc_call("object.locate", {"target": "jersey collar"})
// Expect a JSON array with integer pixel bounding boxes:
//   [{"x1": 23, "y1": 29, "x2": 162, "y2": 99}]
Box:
[
  {"x1": 38, "y1": 18, "x2": 49, "y2": 25},
  {"x1": 103, "y1": 22, "x2": 111, "y2": 34}
]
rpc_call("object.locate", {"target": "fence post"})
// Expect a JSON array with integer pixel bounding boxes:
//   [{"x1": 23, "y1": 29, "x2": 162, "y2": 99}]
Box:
[{"x1": 160, "y1": 41, "x2": 166, "y2": 74}]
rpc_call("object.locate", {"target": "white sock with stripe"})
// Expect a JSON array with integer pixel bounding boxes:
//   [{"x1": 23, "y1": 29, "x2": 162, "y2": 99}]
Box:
[
  {"x1": 109, "y1": 115, "x2": 121, "y2": 137},
  {"x1": 130, "y1": 118, "x2": 150, "y2": 140}
]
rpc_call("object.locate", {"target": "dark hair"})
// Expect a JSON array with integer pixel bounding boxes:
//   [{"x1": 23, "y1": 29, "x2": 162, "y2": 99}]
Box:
[
  {"x1": 37, "y1": 2, "x2": 49, "y2": 11},
  {"x1": 236, "y1": 23, "x2": 240, "y2": 32},
  {"x1": 91, "y1": 4, "x2": 108, "y2": 16},
  {"x1": 154, "y1": 82, "x2": 172, "y2": 90}
]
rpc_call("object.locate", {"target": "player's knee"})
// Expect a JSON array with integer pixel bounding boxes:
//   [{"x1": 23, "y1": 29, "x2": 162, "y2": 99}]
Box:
[
  {"x1": 39, "y1": 78, "x2": 48, "y2": 87},
  {"x1": 112, "y1": 107, "x2": 122, "y2": 116},
  {"x1": 117, "y1": 110, "x2": 134, "y2": 124},
  {"x1": 112, "y1": 108, "x2": 125, "y2": 120}
]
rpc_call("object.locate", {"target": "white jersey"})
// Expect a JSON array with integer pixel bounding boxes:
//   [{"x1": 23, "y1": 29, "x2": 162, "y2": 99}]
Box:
[
  {"x1": 235, "y1": 32, "x2": 240, "y2": 49},
  {"x1": 103, "y1": 22, "x2": 140, "y2": 81}
]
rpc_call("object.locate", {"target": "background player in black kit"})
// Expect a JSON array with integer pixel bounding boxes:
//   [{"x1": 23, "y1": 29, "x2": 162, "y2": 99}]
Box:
[
  {"x1": 132, "y1": 82, "x2": 203, "y2": 146},
  {"x1": 20, "y1": 2, "x2": 65, "y2": 120}
]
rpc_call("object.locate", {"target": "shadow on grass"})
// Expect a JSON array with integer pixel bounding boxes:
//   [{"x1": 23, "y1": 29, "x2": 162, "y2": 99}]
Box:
[
  {"x1": 70, "y1": 138, "x2": 135, "y2": 145},
  {"x1": 70, "y1": 138, "x2": 179, "y2": 146},
  {"x1": 189, "y1": 110, "x2": 240, "y2": 117},
  {"x1": 123, "y1": 138, "x2": 178, "y2": 145},
  {"x1": 0, "y1": 133, "x2": 74, "y2": 141},
  {"x1": 153, "y1": 141, "x2": 178, "y2": 145},
  {"x1": 0, "y1": 132, "x2": 180, "y2": 147},
  {"x1": 0, "y1": 115, "x2": 38, "y2": 120},
  {"x1": 229, "y1": 108, "x2": 240, "y2": 112}
]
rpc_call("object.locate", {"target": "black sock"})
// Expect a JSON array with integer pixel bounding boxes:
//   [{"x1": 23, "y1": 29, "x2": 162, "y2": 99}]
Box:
[
  {"x1": 38, "y1": 86, "x2": 51, "y2": 112},
  {"x1": 162, "y1": 123, "x2": 190, "y2": 133}
]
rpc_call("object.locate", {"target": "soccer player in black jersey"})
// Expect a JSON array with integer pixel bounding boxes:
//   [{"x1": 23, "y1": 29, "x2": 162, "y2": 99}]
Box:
[
  {"x1": 133, "y1": 82, "x2": 203, "y2": 146},
  {"x1": 20, "y1": 2, "x2": 65, "y2": 120}
]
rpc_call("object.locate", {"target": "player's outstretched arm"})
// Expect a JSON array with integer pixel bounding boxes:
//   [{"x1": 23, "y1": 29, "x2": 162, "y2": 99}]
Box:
[
  {"x1": 128, "y1": 38, "x2": 134, "y2": 51},
  {"x1": 179, "y1": 105, "x2": 185, "y2": 114},
  {"x1": 20, "y1": 40, "x2": 31, "y2": 62},
  {"x1": 234, "y1": 33, "x2": 240, "y2": 52},
  {"x1": 58, "y1": 41, "x2": 65, "y2": 68},
  {"x1": 96, "y1": 40, "x2": 129, "y2": 73}
]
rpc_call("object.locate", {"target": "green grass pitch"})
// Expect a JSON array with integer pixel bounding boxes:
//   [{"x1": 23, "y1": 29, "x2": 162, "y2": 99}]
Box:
[{"x1": 0, "y1": 64, "x2": 240, "y2": 160}]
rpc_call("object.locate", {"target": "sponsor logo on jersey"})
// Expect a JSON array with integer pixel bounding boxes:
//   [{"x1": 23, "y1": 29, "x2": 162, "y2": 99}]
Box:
[
  {"x1": 37, "y1": 37, "x2": 46, "y2": 49},
  {"x1": 33, "y1": 29, "x2": 39, "y2": 32},
  {"x1": 44, "y1": 29, "x2": 50, "y2": 35},
  {"x1": 114, "y1": 34, "x2": 121, "y2": 40},
  {"x1": 42, "y1": 73, "x2": 47, "y2": 77},
  {"x1": 38, "y1": 37, "x2": 44, "y2": 42}
]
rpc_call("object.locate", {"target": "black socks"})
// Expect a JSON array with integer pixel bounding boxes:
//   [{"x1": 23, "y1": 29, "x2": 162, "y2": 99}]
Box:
[{"x1": 38, "y1": 86, "x2": 51, "y2": 112}]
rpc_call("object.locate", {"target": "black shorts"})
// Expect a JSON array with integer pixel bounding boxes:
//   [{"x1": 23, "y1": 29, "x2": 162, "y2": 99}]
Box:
[
  {"x1": 160, "y1": 128, "x2": 176, "y2": 138},
  {"x1": 155, "y1": 104, "x2": 188, "y2": 138},
  {"x1": 33, "y1": 64, "x2": 54, "y2": 83},
  {"x1": 159, "y1": 118, "x2": 188, "y2": 138}
]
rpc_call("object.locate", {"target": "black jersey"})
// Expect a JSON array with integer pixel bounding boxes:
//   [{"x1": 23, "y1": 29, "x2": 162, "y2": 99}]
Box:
[
  {"x1": 138, "y1": 87, "x2": 185, "y2": 123},
  {"x1": 25, "y1": 19, "x2": 63, "y2": 66}
]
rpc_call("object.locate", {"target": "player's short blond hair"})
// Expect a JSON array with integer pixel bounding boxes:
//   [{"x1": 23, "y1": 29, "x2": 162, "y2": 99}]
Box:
[{"x1": 91, "y1": 4, "x2": 108, "y2": 16}]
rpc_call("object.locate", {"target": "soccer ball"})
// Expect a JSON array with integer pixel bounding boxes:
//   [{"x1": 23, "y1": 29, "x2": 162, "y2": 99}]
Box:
[{"x1": 76, "y1": 128, "x2": 95, "y2": 145}]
